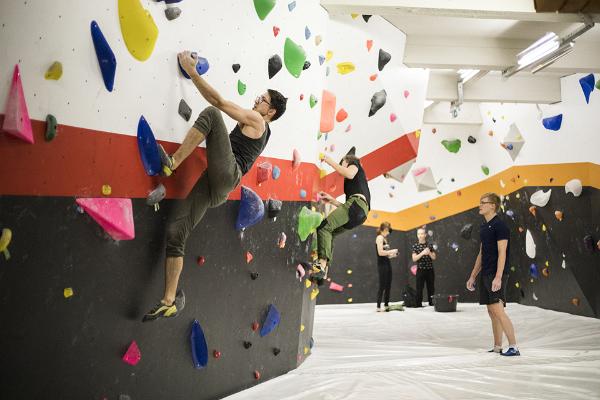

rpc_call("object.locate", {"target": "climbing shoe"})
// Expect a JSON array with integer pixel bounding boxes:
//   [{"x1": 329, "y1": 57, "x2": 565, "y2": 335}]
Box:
[
  {"x1": 308, "y1": 262, "x2": 327, "y2": 283},
  {"x1": 158, "y1": 144, "x2": 175, "y2": 177},
  {"x1": 142, "y1": 289, "x2": 185, "y2": 322}
]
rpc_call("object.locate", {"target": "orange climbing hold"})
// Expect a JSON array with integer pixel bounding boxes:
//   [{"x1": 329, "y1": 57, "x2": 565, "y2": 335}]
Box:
[
  {"x1": 246, "y1": 251, "x2": 253, "y2": 263},
  {"x1": 529, "y1": 206, "x2": 537, "y2": 217},
  {"x1": 366, "y1": 39, "x2": 373, "y2": 52},
  {"x1": 336, "y1": 108, "x2": 348, "y2": 123},
  {"x1": 554, "y1": 210, "x2": 563, "y2": 221}
]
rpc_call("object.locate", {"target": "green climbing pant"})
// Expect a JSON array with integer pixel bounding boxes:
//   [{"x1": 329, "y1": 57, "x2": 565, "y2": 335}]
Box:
[
  {"x1": 317, "y1": 195, "x2": 369, "y2": 264},
  {"x1": 166, "y1": 106, "x2": 242, "y2": 257}
]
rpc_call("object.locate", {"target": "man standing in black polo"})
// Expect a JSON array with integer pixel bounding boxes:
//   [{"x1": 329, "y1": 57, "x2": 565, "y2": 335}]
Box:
[
  {"x1": 466, "y1": 192, "x2": 519, "y2": 356},
  {"x1": 412, "y1": 228, "x2": 436, "y2": 307}
]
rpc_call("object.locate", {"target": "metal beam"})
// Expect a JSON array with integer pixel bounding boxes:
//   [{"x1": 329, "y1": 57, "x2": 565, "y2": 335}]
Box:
[
  {"x1": 320, "y1": 0, "x2": 600, "y2": 22},
  {"x1": 426, "y1": 71, "x2": 562, "y2": 103}
]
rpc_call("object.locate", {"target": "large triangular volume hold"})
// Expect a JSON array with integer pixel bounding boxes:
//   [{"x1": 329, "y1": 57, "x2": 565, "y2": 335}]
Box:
[
  {"x1": 91, "y1": 21, "x2": 117, "y2": 92},
  {"x1": 137, "y1": 116, "x2": 161, "y2": 176},
  {"x1": 236, "y1": 186, "x2": 265, "y2": 230},
  {"x1": 2, "y1": 65, "x2": 34, "y2": 143},
  {"x1": 260, "y1": 304, "x2": 281, "y2": 337},
  {"x1": 75, "y1": 198, "x2": 135, "y2": 240}
]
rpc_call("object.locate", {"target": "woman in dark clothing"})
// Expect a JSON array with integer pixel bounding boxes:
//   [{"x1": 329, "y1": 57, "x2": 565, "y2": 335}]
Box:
[{"x1": 375, "y1": 222, "x2": 398, "y2": 312}]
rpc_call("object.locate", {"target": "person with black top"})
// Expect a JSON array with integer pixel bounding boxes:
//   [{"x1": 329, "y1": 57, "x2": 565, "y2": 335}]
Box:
[
  {"x1": 412, "y1": 228, "x2": 436, "y2": 306},
  {"x1": 142, "y1": 51, "x2": 287, "y2": 322},
  {"x1": 375, "y1": 222, "x2": 398, "y2": 312},
  {"x1": 310, "y1": 147, "x2": 371, "y2": 282},
  {"x1": 466, "y1": 192, "x2": 520, "y2": 356}
]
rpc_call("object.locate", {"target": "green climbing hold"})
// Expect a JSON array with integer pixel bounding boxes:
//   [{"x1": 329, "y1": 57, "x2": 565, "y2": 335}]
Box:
[
  {"x1": 45, "y1": 114, "x2": 57, "y2": 141},
  {"x1": 284, "y1": 37, "x2": 306, "y2": 78},
  {"x1": 297, "y1": 206, "x2": 323, "y2": 241},
  {"x1": 481, "y1": 165, "x2": 490, "y2": 175},
  {"x1": 596, "y1": 79, "x2": 600, "y2": 90},
  {"x1": 237, "y1": 79, "x2": 247, "y2": 95},
  {"x1": 309, "y1": 94, "x2": 317, "y2": 108},
  {"x1": 253, "y1": 0, "x2": 276, "y2": 21},
  {"x1": 441, "y1": 139, "x2": 461, "y2": 153}
]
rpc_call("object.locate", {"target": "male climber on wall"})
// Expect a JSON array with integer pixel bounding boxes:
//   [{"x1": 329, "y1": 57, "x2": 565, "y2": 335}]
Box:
[{"x1": 142, "y1": 51, "x2": 287, "y2": 322}]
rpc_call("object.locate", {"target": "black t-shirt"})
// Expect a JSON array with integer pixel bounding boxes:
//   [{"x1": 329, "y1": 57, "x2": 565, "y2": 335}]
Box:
[
  {"x1": 480, "y1": 215, "x2": 510, "y2": 276},
  {"x1": 376, "y1": 235, "x2": 391, "y2": 268},
  {"x1": 230, "y1": 123, "x2": 271, "y2": 175},
  {"x1": 343, "y1": 159, "x2": 371, "y2": 208},
  {"x1": 412, "y1": 242, "x2": 434, "y2": 269}
]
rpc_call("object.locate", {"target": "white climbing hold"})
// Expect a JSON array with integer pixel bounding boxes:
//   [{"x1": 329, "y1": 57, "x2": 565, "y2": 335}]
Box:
[
  {"x1": 526, "y1": 229, "x2": 536, "y2": 259},
  {"x1": 530, "y1": 189, "x2": 551, "y2": 207},
  {"x1": 565, "y1": 179, "x2": 582, "y2": 197}
]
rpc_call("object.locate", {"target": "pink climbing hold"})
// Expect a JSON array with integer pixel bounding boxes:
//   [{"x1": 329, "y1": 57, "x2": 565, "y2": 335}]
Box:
[
  {"x1": 403, "y1": 90, "x2": 410, "y2": 98},
  {"x1": 273, "y1": 26, "x2": 280, "y2": 37},
  {"x1": 2, "y1": 64, "x2": 34, "y2": 143},
  {"x1": 292, "y1": 149, "x2": 301, "y2": 169},
  {"x1": 329, "y1": 282, "x2": 344, "y2": 292},
  {"x1": 410, "y1": 265, "x2": 417, "y2": 276},
  {"x1": 246, "y1": 251, "x2": 253, "y2": 263},
  {"x1": 390, "y1": 113, "x2": 397, "y2": 122},
  {"x1": 345, "y1": 124, "x2": 352, "y2": 132},
  {"x1": 366, "y1": 39, "x2": 373, "y2": 52},
  {"x1": 75, "y1": 198, "x2": 135, "y2": 240},
  {"x1": 122, "y1": 340, "x2": 141, "y2": 366},
  {"x1": 412, "y1": 167, "x2": 427, "y2": 177},
  {"x1": 257, "y1": 161, "x2": 272, "y2": 184}
]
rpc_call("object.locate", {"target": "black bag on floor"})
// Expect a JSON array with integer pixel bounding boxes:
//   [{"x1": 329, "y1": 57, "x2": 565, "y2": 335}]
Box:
[{"x1": 402, "y1": 285, "x2": 419, "y2": 308}]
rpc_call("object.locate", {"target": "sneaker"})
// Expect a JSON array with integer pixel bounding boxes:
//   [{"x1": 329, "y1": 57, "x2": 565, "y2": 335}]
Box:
[
  {"x1": 488, "y1": 347, "x2": 502, "y2": 353},
  {"x1": 142, "y1": 289, "x2": 185, "y2": 322},
  {"x1": 501, "y1": 347, "x2": 520, "y2": 356},
  {"x1": 158, "y1": 144, "x2": 175, "y2": 177},
  {"x1": 376, "y1": 307, "x2": 383, "y2": 312}
]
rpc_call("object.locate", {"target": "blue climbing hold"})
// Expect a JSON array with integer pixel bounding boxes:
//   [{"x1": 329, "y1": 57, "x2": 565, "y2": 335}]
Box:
[
  {"x1": 506, "y1": 210, "x2": 515, "y2": 218},
  {"x1": 236, "y1": 186, "x2": 265, "y2": 230},
  {"x1": 288, "y1": 1, "x2": 296, "y2": 11},
  {"x1": 299, "y1": 189, "x2": 307, "y2": 198},
  {"x1": 305, "y1": 26, "x2": 311, "y2": 40},
  {"x1": 190, "y1": 319, "x2": 209, "y2": 369},
  {"x1": 137, "y1": 116, "x2": 161, "y2": 176},
  {"x1": 530, "y1": 263, "x2": 539, "y2": 279},
  {"x1": 318, "y1": 55, "x2": 325, "y2": 65},
  {"x1": 272, "y1": 165, "x2": 281, "y2": 180},
  {"x1": 260, "y1": 304, "x2": 281, "y2": 337},
  {"x1": 542, "y1": 114, "x2": 562, "y2": 131},
  {"x1": 506, "y1": 144, "x2": 513, "y2": 150},
  {"x1": 178, "y1": 54, "x2": 210, "y2": 79},
  {"x1": 90, "y1": 21, "x2": 117, "y2": 92},
  {"x1": 579, "y1": 74, "x2": 595, "y2": 104}
]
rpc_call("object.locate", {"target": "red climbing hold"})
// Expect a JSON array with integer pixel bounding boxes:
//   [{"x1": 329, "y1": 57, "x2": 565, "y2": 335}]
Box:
[
  {"x1": 251, "y1": 321, "x2": 259, "y2": 331},
  {"x1": 254, "y1": 370, "x2": 261, "y2": 380},
  {"x1": 273, "y1": 26, "x2": 280, "y2": 37},
  {"x1": 213, "y1": 350, "x2": 221, "y2": 359},
  {"x1": 246, "y1": 251, "x2": 253, "y2": 263},
  {"x1": 197, "y1": 256, "x2": 205, "y2": 266},
  {"x1": 122, "y1": 341, "x2": 141, "y2": 366}
]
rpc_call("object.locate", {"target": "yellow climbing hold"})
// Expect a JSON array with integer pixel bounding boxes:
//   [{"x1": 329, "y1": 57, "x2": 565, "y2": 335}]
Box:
[
  {"x1": 545, "y1": 261, "x2": 549, "y2": 267},
  {"x1": 310, "y1": 288, "x2": 319, "y2": 300},
  {"x1": 300, "y1": 324, "x2": 305, "y2": 332},
  {"x1": 415, "y1": 129, "x2": 421, "y2": 139},
  {"x1": 347, "y1": 298, "x2": 353, "y2": 303},
  {"x1": 351, "y1": 13, "x2": 359, "y2": 19},
  {"x1": 0, "y1": 228, "x2": 12, "y2": 260},
  {"x1": 118, "y1": 0, "x2": 159, "y2": 61},
  {"x1": 63, "y1": 287, "x2": 74, "y2": 298},
  {"x1": 346, "y1": 269, "x2": 352, "y2": 275},
  {"x1": 325, "y1": 50, "x2": 333, "y2": 61},
  {"x1": 305, "y1": 279, "x2": 312, "y2": 288},
  {"x1": 102, "y1": 184, "x2": 112, "y2": 196},
  {"x1": 320, "y1": 169, "x2": 327, "y2": 179},
  {"x1": 515, "y1": 282, "x2": 520, "y2": 288},
  {"x1": 542, "y1": 224, "x2": 547, "y2": 232},
  {"x1": 304, "y1": 347, "x2": 309, "y2": 355},
  {"x1": 336, "y1": 62, "x2": 355, "y2": 75},
  {"x1": 45, "y1": 61, "x2": 63, "y2": 80}
]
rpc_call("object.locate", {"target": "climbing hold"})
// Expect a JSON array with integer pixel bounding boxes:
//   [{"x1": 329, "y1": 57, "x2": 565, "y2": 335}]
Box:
[
  {"x1": 267, "y1": 54, "x2": 283, "y2": 79},
  {"x1": 190, "y1": 319, "x2": 208, "y2": 369},
  {"x1": 102, "y1": 184, "x2": 112, "y2": 196},
  {"x1": 246, "y1": 251, "x2": 253, "y2": 264},
  {"x1": 2, "y1": 65, "x2": 34, "y2": 143},
  {"x1": 232, "y1": 64, "x2": 241, "y2": 73},
  {"x1": 368, "y1": 73, "x2": 378, "y2": 81},
  {"x1": 368, "y1": 89, "x2": 387, "y2": 117},
  {"x1": 529, "y1": 206, "x2": 537, "y2": 217},
  {"x1": 122, "y1": 340, "x2": 141, "y2": 366},
  {"x1": 366, "y1": 39, "x2": 373, "y2": 52},
  {"x1": 213, "y1": 350, "x2": 221, "y2": 359},
  {"x1": 251, "y1": 321, "x2": 259, "y2": 332},
  {"x1": 378, "y1": 49, "x2": 391, "y2": 71},
  {"x1": 197, "y1": 256, "x2": 205, "y2": 266},
  {"x1": 565, "y1": 179, "x2": 582, "y2": 197},
  {"x1": 530, "y1": 189, "x2": 551, "y2": 207},
  {"x1": 579, "y1": 74, "x2": 595, "y2": 104},
  {"x1": 45, "y1": 114, "x2": 58, "y2": 141},
  {"x1": 502, "y1": 123, "x2": 525, "y2": 161},
  {"x1": 363, "y1": 14, "x2": 372, "y2": 22},
  {"x1": 336, "y1": 108, "x2": 348, "y2": 123},
  {"x1": 178, "y1": 55, "x2": 210, "y2": 78},
  {"x1": 237, "y1": 79, "x2": 247, "y2": 95},
  {"x1": 146, "y1": 183, "x2": 166, "y2": 207},
  {"x1": 310, "y1": 94, "x2": 318, "y2": 108},
  {"x1": 137, "y1": 115, "x2": 161, "y2": 176},
  {"x1": 525, "y1": 230, "x2": 536, "y2": 259},
  {"x1": 318, "y1": 55, "x2": 325, "y2": 65},
  {"x1": 315, "y1": 35, "x2": 322, "y2": 46},
  {"x1": 292, "y1": 149, "x2": 301, "y2": 169},
  {"x1": 554, "y1": 210, "x2": 563, "y2": 221},
  {"x1": 76, "y1": 198, "x2": 135, "y2": 240},
  {"x1": 260, "y1": 304, "x2": 281, "y2": 337},
  {"x1": 250, "y1": 272, "x2": 259, "y2": 280},
  {"x1": 390, "y1": 113, "x2": 397, "y2": 122},
  {"x1": 277, "y1": 232, "x2": 286, "y2": 249},
  {"x1": 533, "y1": 292, "x2": 538, "y2": 301},
  {"x1": 304, "y1": 26, "x2": 311, "y2": 40},
  {"x1": 325, "y1": 50, "x2": 333, "y2": 61},
  {"x1": 336, "y1": 62, "x2": 355, "y2": 75},
  {"x1": 296, "y1": 264, "x2": 306, "y2": 280},
  {"x1": 506, "y1": 210, "x2": 514, "y2": 218},
  {"x1": 178, "y1": 99, "x2": 192, "y2": 121},
  {"x1": 1, "y1": 229, "x2": 14, "y2": 259},
  {"x1": 460, "y1": 224, "x2": 473, "y2": 240},
  {"x1": 257, "y1": 161, "x2": 272, "y2": 184},
  {"x1": 303, "y1": 61, "x2": 311, "y2": 70},
  {"x1": 481, "y1": 165, "x2": 490, "y2": 175},
  {"x1": 288, "y1": 1, "x2": 296, "y2": 11},
  {"x1": 273, "y1": 347, "x2": 281, "y2": 356},
  {"x1": 451, "y1": 242, "x2": 459, "y2": 252},
  {"x1": 243, "y1": 341, "x2": 252, "y2": 349},
  {"x1": 410, "y1": 265, "x2": 417, "y2": 276},
  {"x1": 254, "y1": 370, "x2": 261, "y2": 380},
  {"x1": 118, "y1": 0, "x2": 158, "y2": 61},
  {"x1": 310, "y1": 288, "x2": 319, "y2": 300},
  {"x1": 45, "y1": 61, "x2": 63, "y2": 80},
  {"x1": 467, "y1": 136, "x2": 476, "y2": 144},
  {"x1": 164, "y1": 7, "x2": 181, "y2": 21},
  {"x1": 403, "y1": 90, "x2": 410, "y2": 98},
  {"x1": 300, "y1": 324, "x2": 305, "y2": 332},
  {"x1": 320, "y1": 90, "x2": 336, "y2": 133},
  {"x1": 583, "y1": 235, "x2": 595, "y2": 253},
  {"x1": 572, "y1": 297, "x2": 580, "y2": 306},
  {"x1": 267, "y1": 198, "x2": 282, "y2": 219},
  {"x1": 90, "y1": 21, "x2": 117, "y2": 92},
  {"x1": 63, "y1": 287, "x2": 74, "y2": 298},
  {"x1": 300, "y1": 189, "x2": 307, "y2": 198},
  {"x1": 542, "y1": 114, "x2": 562, "y2": 131},
  {"x1": 441, "y1": 139, "x2": 461, "y2": 153},
  {"x1": 297, "y1": 206, "x2": 323, "y2": 241},
  {"x1": 284, "y1": 37, "x2": 306, "y2": 78},
  {"x1": 236, "y1": 186, "x2": 264, "y2": 230},
  {"x1": 412, "y1": 167, "x2": 437, "y2": 192},
  {"x1": 253, "y1": 0, "x2": 276, "y2": 20},
  {"x1": 329, "y1": 282, "x2": 344, "y2": 292},
  {"x1": 515, "y1": 282, "x2": 520, "y2": 289},
  {"x1": 529, "y1": 263, "x2": 539, "y2": 279}
]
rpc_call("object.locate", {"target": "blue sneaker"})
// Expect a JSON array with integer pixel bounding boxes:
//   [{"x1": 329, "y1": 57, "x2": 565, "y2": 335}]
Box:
[{"x1": 501, "y1": 347, "x2": 520, "y2": 356}]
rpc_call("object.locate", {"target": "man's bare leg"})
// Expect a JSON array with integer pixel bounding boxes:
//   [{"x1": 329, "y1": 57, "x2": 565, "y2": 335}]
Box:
[
  {"x1": 170, "y1": 127, "x2": 207, "y2": 170},
  {"x1": 162, "y1": 256, "x2": 184, "y2": 305},
  {"x1": 490, "y1": 302, "x2": 517, "y2": 345},
  {"x1": 487, "y1": 305, "x2": 503, "y2": 348}
]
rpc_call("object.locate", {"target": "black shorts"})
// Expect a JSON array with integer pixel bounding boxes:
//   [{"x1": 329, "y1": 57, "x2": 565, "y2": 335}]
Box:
[{"x1": 479, "y1": 274, "x2": 508, "y2": 306}]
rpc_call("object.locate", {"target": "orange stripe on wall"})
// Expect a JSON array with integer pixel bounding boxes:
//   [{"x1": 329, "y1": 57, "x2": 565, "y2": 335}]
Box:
[{"x1": 364, "y1": 162, "x2": 599, "y2": 231}]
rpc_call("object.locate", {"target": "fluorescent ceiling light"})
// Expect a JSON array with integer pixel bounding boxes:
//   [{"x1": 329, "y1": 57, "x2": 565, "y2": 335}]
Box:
[
  {"x1": 457, "y1": 69, "x2": 479, "y2": 83},
  {"x1": 517, "y1": 32, "x2": 559, "y2": 68},
  {"x1": 531, "y1": 41, "x2": 574, "y2": 74}
]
